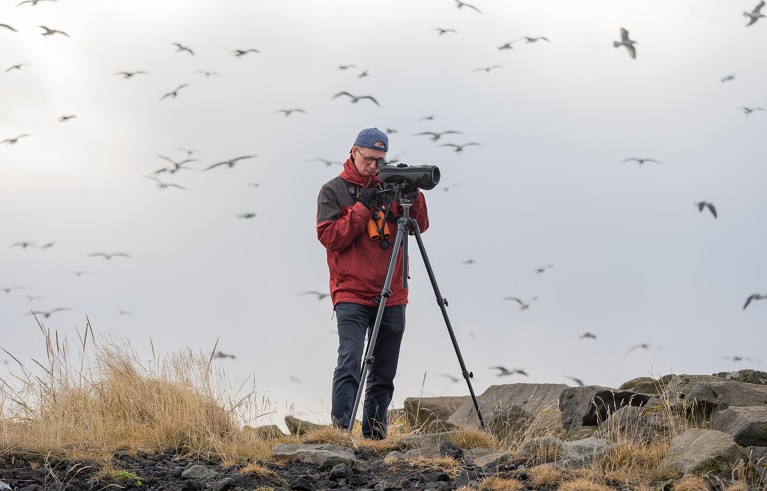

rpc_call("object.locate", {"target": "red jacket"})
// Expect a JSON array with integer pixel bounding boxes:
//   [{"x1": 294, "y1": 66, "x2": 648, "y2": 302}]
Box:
[{"x1": 317, "y1": 158, "x2": 429, "y2": 307}]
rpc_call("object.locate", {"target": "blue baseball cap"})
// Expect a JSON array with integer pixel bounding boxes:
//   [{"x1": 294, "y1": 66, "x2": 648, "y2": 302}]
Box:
[{"x1": 354, "y1": 128, "x2": 388, "y2": 152}]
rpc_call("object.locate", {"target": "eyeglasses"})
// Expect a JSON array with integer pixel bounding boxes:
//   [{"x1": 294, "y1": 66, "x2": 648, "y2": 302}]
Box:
[{"x1": 356, "y1": 149, "x2": 383, "y2": 166}]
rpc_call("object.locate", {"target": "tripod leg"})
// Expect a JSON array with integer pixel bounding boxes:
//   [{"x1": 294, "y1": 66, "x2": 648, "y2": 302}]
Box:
[
  {"x1": 408, "y1": 219, "x2": 486, "y2": 429},
  {"x1": 347, "y1": 217, "x2": 408, "y2": 435}
]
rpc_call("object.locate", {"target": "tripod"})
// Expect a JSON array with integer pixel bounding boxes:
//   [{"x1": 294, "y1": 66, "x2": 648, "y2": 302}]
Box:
[{"x1": 347, "y1": 186, "x2": 485, "y2": 435}]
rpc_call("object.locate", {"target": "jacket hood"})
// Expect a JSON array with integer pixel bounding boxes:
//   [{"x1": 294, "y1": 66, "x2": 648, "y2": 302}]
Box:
[{"x1": 339, "y1": 156, "x2": 381, "y2": 188}]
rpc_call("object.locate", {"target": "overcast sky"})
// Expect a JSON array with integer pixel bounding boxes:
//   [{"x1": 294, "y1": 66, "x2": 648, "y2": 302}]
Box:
[{"x1": 2, "y1": 0, "x2": 766, "y2": 430}]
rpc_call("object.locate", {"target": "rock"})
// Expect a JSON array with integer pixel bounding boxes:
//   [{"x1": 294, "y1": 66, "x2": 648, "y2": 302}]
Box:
[
  {"x1": 284, "y1": 415, "x2": 326, "y2": 436},
  {"x1": 403, "y1": 396, "x2": 470, "y2": 431},
  {"x1": 713, "y1": 369, "x2": 767, "y2": 385},
  {"x1": 663, "y1": 428, "x2": 747, "y2": 475},
  {"x1": 244, "y1": 424, "x2": 285, "y2": 439},
  {"x1": 711, "y1": 406, "x2": 767, "y2": 446},
  {"x1": 439, "y1": 441, "x2": 464, "y2": 460},
  {"x1": 448, "y1": 383, "x2": 567, "y2": 441},
  {"x1": 663, "y1": 375, "x2": 767, "y2": 419},
  {"x1": 518, "y1": 435, "x2": 612, "y2": 468},
  {"x1": 594, "y1": 405, "x2": 682, "y2": 443},
  {"x1": 271, "y1": 443, "x2": 357, "y2": 468},
  {"x1": 559, "y1": 385, "x2": 651, "y2": 430},
  {"x1": 618, "y1": 376, "x2": 662, "y2": 394},
  {"x1": 181, "y1": 464, "x2": 218, "y2": 480}
]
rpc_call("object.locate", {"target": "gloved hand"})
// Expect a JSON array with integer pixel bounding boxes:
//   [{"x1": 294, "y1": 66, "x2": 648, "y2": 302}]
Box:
[{"x1": 357, "y1": 187, "x2": 378, "y2": 208}]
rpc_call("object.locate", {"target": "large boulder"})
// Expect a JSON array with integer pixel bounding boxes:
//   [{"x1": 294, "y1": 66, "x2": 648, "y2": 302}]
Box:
[
  {"x1": 663, "y1": 428, "x2": 747, "y2": 475},
  {"x1": 710, "y1": 406, "x2": 767, "y2": 447},
  {"x1": 713, "y1": 369, "x2": 767, "y2": 385},
  {"x1": 662, "y1": 375, "x2": 767, "y2": 419},
  {"x1": 594, "y1": 405, "x2": 682, "y2": 443},
  {"x1": 402, "y1": 396, "x2": 470, "y2": 432},
  {"x1": 558, "y1": 386, "x2": 651, "y2": 430},
  {"x1": 448, "y1": 383, "x2": 567, "y2": 441}
]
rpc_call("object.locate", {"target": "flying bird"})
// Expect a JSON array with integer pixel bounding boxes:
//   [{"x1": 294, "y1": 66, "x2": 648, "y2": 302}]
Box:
[
  {"x1": 274, "y1": 108, "x2": 307, "y2": 117},
  {"x1": 744, "y1": 1, "x2": 765, "y2": 26},
  {"x1": 236, "y1": 212, "x2": 256, "y2": 219},
  {"x1": 440, "y1": 142, "x2": 481, "y2": 152},
  {"x1": 472, "y1": 65, "x2": 502, "y2": 73},
  {"x1": 489, "y1": 366, "x2": 528, "y2": 377},
  {"x1": 414, "y1": 130, "x2": 462, "y2": 141},
  {"x1": 5, "y1": 63, "x2": 28, "y2": 72},
  {"x1": 723, "y1": 355, "x2": 761, "y2": 363},
  {"x1": 1, "y1": 286, "x2": 24, "y2": 293},
  {"x1": 563, "y1": 375, "x2": 585, "y2": 387},
  {"x1": 1, "y1": 23, "x2": 17, "y2": 32},
  {"x1": 498, "y1": 42, "x2": 515, "y2": 50},
  {"x1": 26, "y1": 307, "x2": 70, "y2": 318},
  {"x1": 721, "y1": 74, "x2": 736, "y2": 83},
  {"x1": 11, "y1": 240, "x2": 36, "y2": 248},
  {"x1": 434, "y1": 28, "x2": 457, "y2": 35},
  {"x1": 743, "y1": 293, "x2": 767, "y2": 310},
  {"x1": 436, "y1": 373, "x2": 460, "y2": 384},
  {"x1": 213, "y1": 351, "x2": 235, "y2": 359},
  {"x1": 694, "y1": 201, "x2": 717, "y2": 219},
  {"x1": 461, "y1": 259, "x2": 475, "y2": 264},
  {"x1": 300, "y1": 291, "x2": 330, "y2": 301},
  {"x1": 155, "y1": 155, "x2": 198, "y2": 174},
  {"x1": 455, "y1": 0, "x2": 481, "y2": 13},
  {"x1": 515, "y1": 36, "x2": 550, "y2": 43},
  {"x1": 17, "y1": 0, "x2": 57, "y2": 5},
  {"x1": 203, "y1": 155, "x2": 259, "y2": 171},
  {"x1": 2, "y1": 134, "x2": 30, "y2": 145},
  {"x1": 195, "y1": 70, "x2": 220, "y2": 77},
  {"x1": 337, "y1": 64, "x2": 355, "y2": 70},
  {"x1": 160, "y1": 84, "x2": 188, "y2": 101},
  {"x1": 740, "y1": 106, "x2": 765, "y2": 115},
  {"x1": 58, "y1": 114, "x2": 76, "y2": 122},
  {"x1": 357, "y1": 69, "x2": 370, "y2": 79},
  {"x1": 624, "y1": 343, "x2": 664, "y2": 355},
  {"x1": 613, "y1": 28, "x2": 637, "y2": 59},
  {"x1": 115, "y1": 70, "x2": 147, "y2": 79},
  {"x1": 232, "y1": 49, "x2": 260, "y2": 57},
  {"x1": 503, "y1": 296, "x2": 537, "y2": 310},
  {"x1": 144, "y1": 177, "x2": 187, "y2": 190},
  {"x1": 38, "y1": 25, "x2": 68, "y2": 37},
  {"x1": 86, "y1": 252, "x2": 131, "y2": 260},
  {"x1": 579, "y1": 332, "x2": 597, "y2": 340},
  {"x1": 620, "y1": 157, "x2": 663, "y2": 166},
  {"x1": 332, "y1": 91, "x2": 380, "y2": 106},
  {"x1": 172, "y1": 43, "x2": 194, "y2": 55},
  {"x1": 533, "y1": 264, "x2": 554, "y2": 274},
  {"x1": 310, "y1": 158, "x2": 342, "y2": 167}
]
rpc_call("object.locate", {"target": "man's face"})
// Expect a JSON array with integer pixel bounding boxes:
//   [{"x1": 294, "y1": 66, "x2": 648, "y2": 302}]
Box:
[{"x1": 352, "y1": 145, "x2": 386, "y2": 177}]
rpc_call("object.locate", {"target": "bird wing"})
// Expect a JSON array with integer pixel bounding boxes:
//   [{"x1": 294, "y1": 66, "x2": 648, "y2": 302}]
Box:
[
  {"x1": 626, "y1": 44, "x2": 636, "y2": 59},
  {"x1": 743, "y1": 294, "x2": 757, "y2": 310},
  {"x1": 503, "y1": 297, "x2": 525, "y2": 306},
  {"x1": 757, "y1": 1, "x2": 766, "y2": 13},
  {"x1": 203, "y1": 161, "x2": 227, "y2": 171},
  {"x1": 706, "y1": 203, "x2": 717, "y2": 218},
  {"x1": 620, "y1": 28, "x2": 630, "y2": 42},
  {"x1": 0, "y1": 23, "x2": 17, "y2": 32},
  {"x1": 360, "y1": 95, "x2": 380, "y2": 106},
  {"x1": 332, "y1": 91, "x2": 353, "y2": 99}
]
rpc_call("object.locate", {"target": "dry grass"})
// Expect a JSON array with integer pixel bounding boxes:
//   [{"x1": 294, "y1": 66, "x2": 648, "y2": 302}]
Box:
[
  {"x1": 0, "y1": 320, "x2": 278, "y2": 462},
  {"x1": 396, "y1": 455, "x2": 462, "y2": 478},
  {"x1": 528, "y1": 463, "x2": 563, "y2": 488},
  {"x1": 558, "y1": 477, "x2": 615, "y2": 491},
  {"x1": 671, "y1": 474, "x2": 710, "y2": 491},
  {"x1": 475, "y1": 476, "x2": 524, "y2": 490},
  {"x1": 450, "y1": 426, "x2": 499, "y2": 450}
]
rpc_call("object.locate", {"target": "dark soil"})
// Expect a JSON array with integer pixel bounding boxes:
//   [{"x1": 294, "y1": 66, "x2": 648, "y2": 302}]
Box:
[{"x1": 0, "y1": 449, "x2": 489, "y2": 491}]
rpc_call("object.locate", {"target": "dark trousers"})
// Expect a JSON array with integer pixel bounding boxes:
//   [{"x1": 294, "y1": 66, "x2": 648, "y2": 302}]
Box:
[{"x1": 331, "y1": 302, "x2": 406, "y2": 439}]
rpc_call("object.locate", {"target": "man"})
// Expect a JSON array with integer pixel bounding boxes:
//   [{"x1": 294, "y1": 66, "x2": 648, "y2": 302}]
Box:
[{"x1": 316, "y1": 127, "x2": 429, "y2": 439}]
